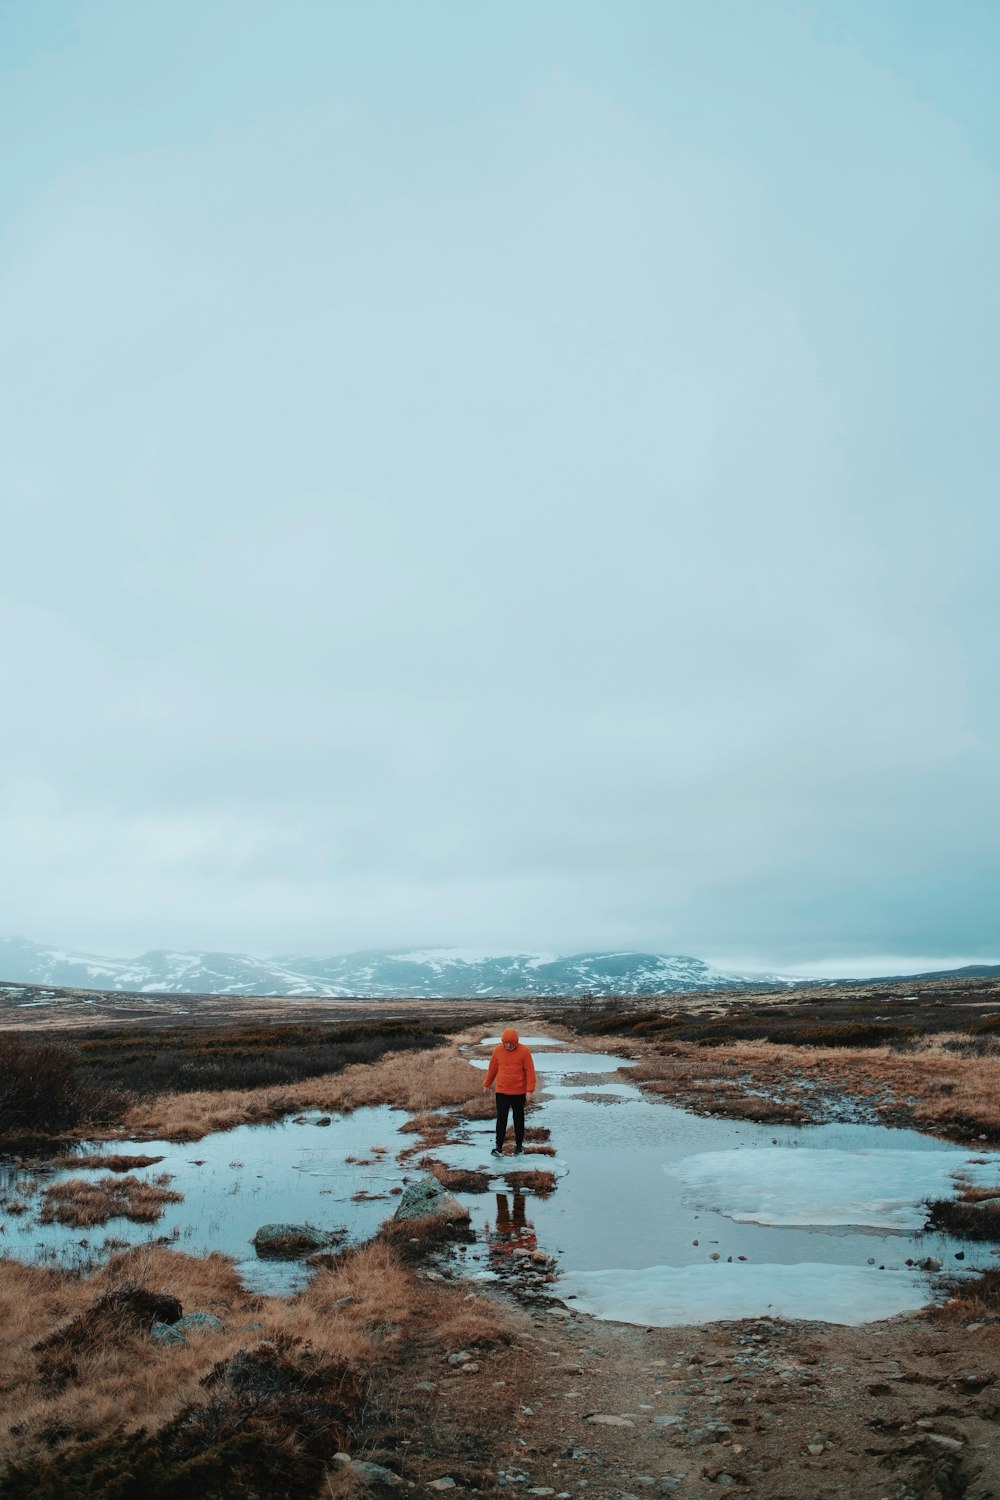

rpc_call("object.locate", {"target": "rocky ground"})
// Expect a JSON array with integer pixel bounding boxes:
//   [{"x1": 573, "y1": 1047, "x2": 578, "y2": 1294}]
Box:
[{"x1": 350, "y1": 1258, "x2": 1000, "y2": 1500}]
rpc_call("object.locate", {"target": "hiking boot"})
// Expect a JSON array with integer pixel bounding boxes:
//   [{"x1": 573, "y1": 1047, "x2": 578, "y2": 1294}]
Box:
[
  {"x1": 513, "y1": 1145, "x2": 524, "y2": 1155},
  {"x1": 490, "y1": 1147, "x2": 503, "y2": 1158}
]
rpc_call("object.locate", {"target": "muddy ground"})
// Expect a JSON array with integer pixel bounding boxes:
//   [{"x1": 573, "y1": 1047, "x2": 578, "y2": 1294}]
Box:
[{"x1": 362, "y1": 1263, "x2": 999, "y2": 1500}]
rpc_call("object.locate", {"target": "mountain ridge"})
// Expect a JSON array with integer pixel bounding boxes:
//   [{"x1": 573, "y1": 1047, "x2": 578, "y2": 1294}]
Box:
[{"x1": 0, "y1": 936, "x2": 801, "y2": 999}]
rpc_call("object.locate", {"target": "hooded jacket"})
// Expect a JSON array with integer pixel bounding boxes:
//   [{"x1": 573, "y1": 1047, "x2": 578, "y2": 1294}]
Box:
[{"x1": 484, "y1": 1030, "x2": 536, "y2": 1095}]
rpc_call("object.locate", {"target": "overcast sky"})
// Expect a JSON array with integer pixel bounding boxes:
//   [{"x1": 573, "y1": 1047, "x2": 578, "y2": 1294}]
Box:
[{"x1": 1, "y1": 1, "x2": 998, "y2": 974}]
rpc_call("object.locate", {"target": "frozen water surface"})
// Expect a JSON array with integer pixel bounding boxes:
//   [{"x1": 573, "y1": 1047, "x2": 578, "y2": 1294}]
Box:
[
  {"x1": 447, "y1": 1036, "x2": 1000, "y2": 1325},
  {"x1": 2, "y1": 1036, "x2": 998, "y2": 1324}
]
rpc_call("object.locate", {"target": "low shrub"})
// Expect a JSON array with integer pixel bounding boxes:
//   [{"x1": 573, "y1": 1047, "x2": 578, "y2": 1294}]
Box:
[
  {"x1": 0, "y1": 1034, "x2": 85, "y2": 1135},
  {"x1": 3, "y1": 1337, "x2": 365, "y2": 1500}
]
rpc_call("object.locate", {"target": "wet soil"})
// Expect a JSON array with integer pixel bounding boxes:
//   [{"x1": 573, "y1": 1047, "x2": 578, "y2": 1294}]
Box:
[{"x1": 359, "y1": 1266, "x2": 1000, "y2": 1500}]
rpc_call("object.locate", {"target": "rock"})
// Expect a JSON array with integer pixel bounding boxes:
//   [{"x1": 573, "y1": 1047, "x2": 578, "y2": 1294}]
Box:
[
  {"x1": 448, "y1": 1351, "x2": 473, "y2": 1366},
  {"x1": 917, "y1": 1256, "x2": 942, "y2": 1272},
  {"x1": 927, "y1": 1433, "x2": 963, "y2": 1452},
  {"x1": 315, "y1": 1116, "x2": 332, "y2": 1127},
  {"x1": 460, "y1": 1361, "x2": 480, "y2": 1374},
  {"x1": 253, "y1": 1223, "x2": 342, "y2": 1257},
  {"x1": 151, "y1": 1311, "x2": 224, "y2": 1346},
  {"x1": 151, "y1": 1321, "x2": 187, "y2": 1346},
  {"x1": 586, "y1": 1414, "x2": 634, "y2": 1427},
  {"x1": 392, "y1": 1177, "x2": 469, "y2": 1225},
  {"x1": 530, "y1": 1250, "x2": 551, "y2": 1263},
  {"x1": 654, "y1": 1415, "x2": 683, "y2": 1428},
  {"x1": 352, "y1": 1460, "x2": 404, "y2": 1486},
  {"x1": 178, "y1": 1311, "x2": 224, "y2": 1334},
  {"x1": 807, "y1": 1443, "x2": 824, "y2": 1456},
  {"x1": 428, "y1": 1479, "x2": 458, "y2": 1491}
]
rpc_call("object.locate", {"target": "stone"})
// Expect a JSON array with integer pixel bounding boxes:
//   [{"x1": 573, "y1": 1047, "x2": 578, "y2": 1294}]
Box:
[
  {"x1": 150, "y1": 1321, "x2": 187, "y2": 1346},
  {"x1": 392, "y1": 1177, "x2": 469, "y2": 1225},
  {"x1": 654, "y1": 1415, "x2": 683, "y2": 1429},
  {"x1": 315, "y1": 1116, "x2": 332, "y2": 1127},
  {"x1": 151, "y1": 1311, "x2": 224, "y2": 1346},
  {"x1": 253, "y1": 1223, "x2": 342, "y2": 1257},
  {"x1": 176, "y1": 1312, "x2": 224, "y2": 1334},
  {"x1": 428, "y1": 1480, "x2": 458, "y2": 1491},
  {"x1": 927, "y1": 1434, "x2": 963, "y2": 1452},
  {"x1": 586, "y1": 1414, "x2": 634, "y2": 1427},
  {"x1": 807, "y1": 1443, "x2": 824, "y2": 1456},
  {"x1": 351, "y1": 1460, "x2": 404, "y2": 1486}
]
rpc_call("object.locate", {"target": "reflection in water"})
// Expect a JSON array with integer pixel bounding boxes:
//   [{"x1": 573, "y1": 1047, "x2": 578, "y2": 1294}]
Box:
[{"x1": 486, "y1": 1191, "x2": 537, "y2": 1262}]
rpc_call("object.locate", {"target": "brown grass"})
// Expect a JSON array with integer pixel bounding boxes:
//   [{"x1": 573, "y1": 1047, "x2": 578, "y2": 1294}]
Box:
[
  {"x1": 933, "y1": 1267, "x2": 1000, "y2": 1322},
  {"x1": 121, "y1": 1046, "x2": 487, "y2": 1142},
  {"x1": 629, "y1": 1036, "x2": 1000, "y2": 1141},
  {"x1": 47, "y1": 1153, "x2": 165, "y2": 1173},
  {"x1": 0, "y1": 1232, "x2": 510, "y2": 1487},
  {"x1": 418, "y1": 1156, "x2": 491, "y2": 1193},
  {"x1": 38, "y1": 1173, "x2": 183, "y2": 1227},
  {"x1": 924, "y1": 1196, "x2": 1000, "y2": 1240},
  {"x1": 501, "y1": 1169, "x2": 557, "y2": 1194}
]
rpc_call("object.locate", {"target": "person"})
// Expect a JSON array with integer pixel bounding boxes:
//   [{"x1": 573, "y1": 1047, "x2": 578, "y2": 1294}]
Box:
[{"x1": 483, "y1": 1027, "x2": 536, "y2": 1157}]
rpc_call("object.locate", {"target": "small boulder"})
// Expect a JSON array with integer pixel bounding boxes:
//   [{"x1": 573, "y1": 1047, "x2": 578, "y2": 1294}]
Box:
[
  {"x1": 151, "y1": 1311, "x2": 224, "y2": 1346},
  {"x1": 253, "y1": 1223, "x2": 343, "y2": 1258},
  {"x1": 392, "y1": 1177, "x2": 469, "y2": 1225}
]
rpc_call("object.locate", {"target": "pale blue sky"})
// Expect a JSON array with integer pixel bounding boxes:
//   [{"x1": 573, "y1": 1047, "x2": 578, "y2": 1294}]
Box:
[{"x1": 1, "y1": 1, "x2": 998, "y2": 972}]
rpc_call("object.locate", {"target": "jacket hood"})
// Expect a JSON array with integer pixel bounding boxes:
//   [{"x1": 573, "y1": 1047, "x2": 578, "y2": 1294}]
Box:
[{"x1": 501, "y1": 1027, "x2": 519, "y2": 1045}]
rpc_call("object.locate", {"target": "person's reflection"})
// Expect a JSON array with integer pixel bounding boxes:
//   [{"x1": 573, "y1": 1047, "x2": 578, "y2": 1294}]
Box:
[{"x1": 487, "y1": 1190, "x2": 537, "y2": 1259}]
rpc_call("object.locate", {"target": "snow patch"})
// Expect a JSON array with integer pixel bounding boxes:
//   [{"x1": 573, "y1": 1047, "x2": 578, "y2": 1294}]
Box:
[
  {"x1": 666, "y1": 1147, "x2": 997, "y2": 1231},
  {"x1": 560, "y1": 1262, "x2": 929, "y2": 1326}
]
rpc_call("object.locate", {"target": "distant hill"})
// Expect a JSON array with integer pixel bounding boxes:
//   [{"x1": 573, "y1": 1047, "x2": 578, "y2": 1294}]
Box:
[{"x1": 0, "y1": 937, "x2": 802, "y2": 999}]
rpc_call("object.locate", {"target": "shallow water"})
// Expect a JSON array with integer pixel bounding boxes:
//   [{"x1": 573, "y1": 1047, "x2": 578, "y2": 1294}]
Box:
[
  {"x1": 1, "y1": 1036, "x2": 998, "y2": 1322},
  {"x1": 0, "y1": 1105, "x2": 409, "y2": 1294},
  {"x1": 447, "y1": 1036, "x2": 1000, "y2": 1324}
]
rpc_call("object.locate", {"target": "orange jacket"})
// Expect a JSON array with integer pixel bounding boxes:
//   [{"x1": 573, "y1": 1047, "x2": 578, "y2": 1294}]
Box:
[{"x1": 484, "y1": 1042, "x2": 536, "y2": 1095}]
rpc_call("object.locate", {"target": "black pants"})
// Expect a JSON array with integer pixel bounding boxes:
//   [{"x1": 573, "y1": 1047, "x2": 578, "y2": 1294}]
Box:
[{"x1": 495, "y1": 1092, "x2": 526, "y2": 1149}]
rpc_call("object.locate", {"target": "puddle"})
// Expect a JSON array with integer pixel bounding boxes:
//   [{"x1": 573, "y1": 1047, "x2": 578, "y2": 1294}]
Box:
[
  {"x1": 447, "y1": 1038, "x2": 1000, "y2": 1325},
  {"x1": 0, "y1": 1106, "x2": 409, "y2": 1294},
  {"x1": 2, "y1": 1036, "x2": 998, "y2": 1324}
]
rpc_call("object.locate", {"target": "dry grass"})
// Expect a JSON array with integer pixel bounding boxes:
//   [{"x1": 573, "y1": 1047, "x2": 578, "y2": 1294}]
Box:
[
  {"x1": 933, "y1": 1267, "x2": 1000, "y2": 1323},
  {"x1": 46, "y1": 1152, "x2": 165, "y2": 1173},
  {"x1": 501, "y1": 1169, "x2": 556, "y2": 1194},
  {"x1": 121, "y1": 1045, "x2": 487, "y2": 1142},
  {"x1": 924, "y1": 1196, "x2": 1000, "y2": 1240},
  {"x1": 38, "y1": 1173, "x2": 183, "y2": 1227},
  {"x1": 418, "y1": 1156, "x2": 491, "y2": 1193},
  {"x1": 630, "y1": 1035, "x2": 1000, "y2": 1141},
  {"x1": 0, "y1": 1233, "x2": 502, "y2": 1489}
]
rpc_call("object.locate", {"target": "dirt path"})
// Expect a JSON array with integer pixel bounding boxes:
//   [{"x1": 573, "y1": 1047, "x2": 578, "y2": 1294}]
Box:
[{"x1": 365, "y1": 1270, "x2": 1000, "y2": 1500}]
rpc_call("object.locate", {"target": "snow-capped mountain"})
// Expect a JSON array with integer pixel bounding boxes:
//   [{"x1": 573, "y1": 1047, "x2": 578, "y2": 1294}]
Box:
[{"x1": 0, "y1": 936, "x2": 799, "y2": 998}]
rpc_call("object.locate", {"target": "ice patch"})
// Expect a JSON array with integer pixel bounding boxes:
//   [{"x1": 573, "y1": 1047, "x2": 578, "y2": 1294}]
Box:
[
  {"x1": 666, "y1": 1147, "x2": 995, "y2": 1231},
  {"x1": 561, "y1": 1262, "x2": 929, "y2": 1326}
]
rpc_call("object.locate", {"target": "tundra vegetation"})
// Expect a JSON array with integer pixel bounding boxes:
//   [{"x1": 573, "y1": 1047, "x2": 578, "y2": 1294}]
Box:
[{"x1": 1, "y1": 979, "x2": 999, "y2": 1496}]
